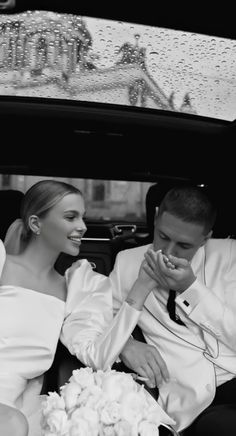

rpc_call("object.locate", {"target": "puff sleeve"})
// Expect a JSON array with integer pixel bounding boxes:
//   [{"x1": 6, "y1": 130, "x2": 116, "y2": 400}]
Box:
[{"x1": 60, "y1": 259, "x2": 141, "y2": 370}]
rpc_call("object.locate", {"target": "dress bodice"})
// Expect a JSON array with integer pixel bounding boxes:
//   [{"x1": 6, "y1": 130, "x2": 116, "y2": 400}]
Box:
[
  {"x1": 0, "y1": 285, "x2": 65, "y2": 376},
  {"x1": 0, "y1": 240, "x2": 65, "y2": 409}
]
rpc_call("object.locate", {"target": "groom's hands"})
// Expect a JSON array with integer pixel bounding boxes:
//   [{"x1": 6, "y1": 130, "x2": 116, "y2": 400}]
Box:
[
  {"x1": 119, "y1": 337, "x2": 169, "y2": 389},
  {"x1": 144, "y1": 249, "x2": 196, "y2": 293}
]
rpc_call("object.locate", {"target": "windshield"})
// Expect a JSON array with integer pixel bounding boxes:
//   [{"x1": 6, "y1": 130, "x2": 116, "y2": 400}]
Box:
[{"x1": 0, "y1": 10, "x2": 236, "y2": 121}]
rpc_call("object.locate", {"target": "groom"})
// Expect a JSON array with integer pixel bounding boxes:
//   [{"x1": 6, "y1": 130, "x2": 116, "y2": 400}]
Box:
[{"x1": 110, "y1": 185, "x2": 236, "y2": 435}]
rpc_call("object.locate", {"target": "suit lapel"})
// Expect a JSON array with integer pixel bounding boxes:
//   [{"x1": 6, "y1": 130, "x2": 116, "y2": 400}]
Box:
[
  {"x1": 144, "y1": 292, "x2": 206, "y2": 349},
  {"x1": 143, "y1": 245, "x2": 218, "y2": 352}
]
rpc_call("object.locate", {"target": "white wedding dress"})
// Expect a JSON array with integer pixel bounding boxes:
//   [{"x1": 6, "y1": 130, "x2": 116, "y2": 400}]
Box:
[
  {"x1": 0, "y1": 239, "x2": 143, "y2": 436},
  {"x1": 0, "y1": 240, "x2": 65, "y2": 435}
]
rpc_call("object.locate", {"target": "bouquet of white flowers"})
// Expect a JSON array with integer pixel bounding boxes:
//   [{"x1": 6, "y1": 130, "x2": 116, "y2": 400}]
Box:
[{"x1": 41, "y1": 367, "x2": 177, "y2": 436}]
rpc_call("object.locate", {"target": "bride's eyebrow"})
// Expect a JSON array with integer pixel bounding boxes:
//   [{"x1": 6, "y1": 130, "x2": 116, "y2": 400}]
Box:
[
  {"x1": 63, "y1": 209, "x2": 86, "y2": 217},
  {"x1": 63, "y1": 209, "x2": 78, "y2": 214}
]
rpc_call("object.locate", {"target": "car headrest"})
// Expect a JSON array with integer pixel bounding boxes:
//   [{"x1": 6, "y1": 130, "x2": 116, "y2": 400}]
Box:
[{"x1": 0, "y1": 189, "x2": 24, "y2": 240}]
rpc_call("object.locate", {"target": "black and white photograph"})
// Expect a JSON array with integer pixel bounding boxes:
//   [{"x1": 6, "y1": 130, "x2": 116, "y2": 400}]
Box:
[{"x1": 0, "y1": 1, "x2": 236, "y2": 435}]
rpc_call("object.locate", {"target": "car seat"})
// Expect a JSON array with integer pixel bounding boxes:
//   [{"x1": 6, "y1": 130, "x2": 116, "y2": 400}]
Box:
[{"x1": 0, "y1": 189, "x2": 24, "y2": 241}]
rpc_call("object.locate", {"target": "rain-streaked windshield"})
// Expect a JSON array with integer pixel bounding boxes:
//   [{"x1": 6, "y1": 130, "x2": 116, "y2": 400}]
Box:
[{"x1": 0, "y1": 10, "x2": 236, "y2": 121}]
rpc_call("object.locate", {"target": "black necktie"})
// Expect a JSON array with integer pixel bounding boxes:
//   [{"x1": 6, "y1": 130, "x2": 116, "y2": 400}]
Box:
[{"x1": 167, "y1": 290, "x2": 186, "y2": 326}]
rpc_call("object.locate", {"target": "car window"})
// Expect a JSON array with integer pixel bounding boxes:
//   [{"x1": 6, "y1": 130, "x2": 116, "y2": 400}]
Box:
[
  {"x1": 0, "y1": 173, "x2": 153, "y2": 223},
  {"x1": 0, "y1": 9, "x2": 236, "y2": 121}
]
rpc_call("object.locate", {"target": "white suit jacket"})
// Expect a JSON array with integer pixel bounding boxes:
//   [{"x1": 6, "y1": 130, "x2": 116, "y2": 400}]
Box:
[{"x1": 110, "y1": 238, "x2": 236, "y2": 431}]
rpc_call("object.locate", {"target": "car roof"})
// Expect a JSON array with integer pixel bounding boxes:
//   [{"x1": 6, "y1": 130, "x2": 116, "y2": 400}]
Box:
[
  {"x1": 4, "y1": 1, "x2": 235, "y2": 40},
  {"x1": 0, "y1": 1, "x2": 235, "y2": 191}
]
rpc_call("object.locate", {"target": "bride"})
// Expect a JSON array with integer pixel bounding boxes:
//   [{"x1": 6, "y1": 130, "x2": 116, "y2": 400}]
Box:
[{"x1": 0, "y1": 179, "x2": 162, "y2": 435}]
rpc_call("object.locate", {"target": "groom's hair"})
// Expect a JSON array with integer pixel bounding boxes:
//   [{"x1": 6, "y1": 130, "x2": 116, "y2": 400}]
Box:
[{"x1": 158, "y1": 185, "x2": 217, "y2": 235}]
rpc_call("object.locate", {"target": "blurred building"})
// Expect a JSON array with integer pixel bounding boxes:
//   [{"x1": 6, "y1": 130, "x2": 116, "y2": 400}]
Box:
[
  {"x1": 0, "y1": 11, "x2": 195, "y2": 112},
  {"x1": 0, "y1": 174, "x2": 152, "y2": 221}
]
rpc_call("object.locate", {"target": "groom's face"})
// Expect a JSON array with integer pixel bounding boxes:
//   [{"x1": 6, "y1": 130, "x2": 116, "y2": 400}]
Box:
[{"x1": 153, "y1": 211, "x2": 208, "y2": 262}]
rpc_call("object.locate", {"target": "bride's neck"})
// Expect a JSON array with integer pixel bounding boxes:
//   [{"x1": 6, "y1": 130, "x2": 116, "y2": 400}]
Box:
[{"x1": 20, "y1": 240, "x2": 59, "y2": 274}]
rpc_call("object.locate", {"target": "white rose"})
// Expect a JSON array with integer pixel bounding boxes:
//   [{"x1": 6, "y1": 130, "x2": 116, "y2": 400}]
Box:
[
  {"x1": 100, "y1": 401, "x2": 121, "y2": 425},
  {"x1": 46, "y1": 409, "x2": 69, "y2": 435},
  {"x1": 71, "y1": 406, "x2": 99, "y2": 436},
  {"x1": 138, "y1": 421, "x2": 159, "y2": 436},
  {"x1": 61, "y1": 380, "x2": 82, "y2": 411},
  {"x1": 120, "y1": 391, "x2": 144, "y2": 425},
  {"x1": 69, "y1": 418, "x2": 91, "y2": 436},
  {"x1": 42, "y1": 392, "x2": 66, "y2": 416},
  {"x1": 71, "y1": 406, "x2": 98, "y2": 424},
  {"x1": 70, "y1": 367, "x2": 95, "y2": 389},
  {"x1": 43, "y1": 432, "x2": 58, "y2": 436},
  {"x1": 94, "y1": 369, "x2": 106, "y2": 387},
  {"x1": 77, "y1": 386, "x2": 102, "y2": 406},
  {"x1": 113, "y1": 420, "x2": 132, "y2": 436},
  {"x1": 99, "y1": 425, "x2": 116, "y2": 436},
  {"x1": 77, "y1": 385, "x2": 104, "y2": 408},
  {"x1": 102, "y1": 372, "x2": 136, "y2": 402}
]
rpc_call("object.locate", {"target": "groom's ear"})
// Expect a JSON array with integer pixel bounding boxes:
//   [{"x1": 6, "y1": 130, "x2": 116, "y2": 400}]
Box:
[
  {"x1": 154, "y1": 206, "x2": 159, "y2": 221},
  {"x1": 201, "y1": 229, "x2": 213, "y2": 246}
]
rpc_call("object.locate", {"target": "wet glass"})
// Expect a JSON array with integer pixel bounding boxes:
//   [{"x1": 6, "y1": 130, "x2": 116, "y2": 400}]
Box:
[{"x1": 0, "y1": 10, "x2": 236, "y2": 121}]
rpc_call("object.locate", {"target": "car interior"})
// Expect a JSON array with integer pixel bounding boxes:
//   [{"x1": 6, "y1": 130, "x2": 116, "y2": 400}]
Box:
[{"x1": 1, "y1": 1, "x2": 236, "y2": 434}]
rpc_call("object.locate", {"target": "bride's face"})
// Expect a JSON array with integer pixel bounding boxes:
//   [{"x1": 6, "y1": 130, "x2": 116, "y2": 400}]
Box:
[{"x1": 38, "y1": 193, "x2": 87, "y2": 256}]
